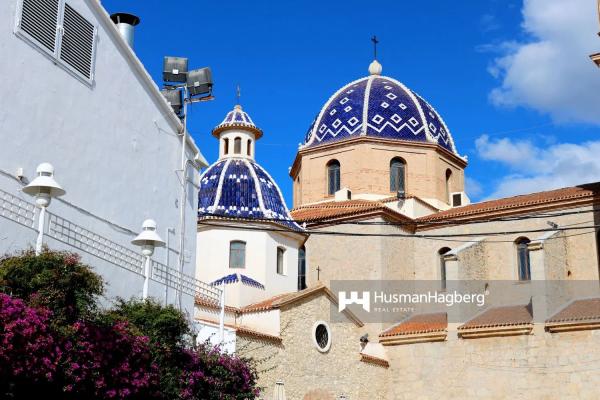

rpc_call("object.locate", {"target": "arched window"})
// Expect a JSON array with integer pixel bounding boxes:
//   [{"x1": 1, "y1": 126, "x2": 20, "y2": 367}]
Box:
[
  {"x1": 247, "y1": 139, "x2": 252, "y2": 156},
  {"x1": 298, "y1": 246, "x2": 307, "y2": 290},
  {"x1": 390, "y1": 158, "x2": 406, "y2": 194},
  {"x1": 223, "y1": 138, "x2": 229, "y2": 155},
  {"x1": 439, "y1": 247, "x2": 451, "y2": 290},
  {"x1": 229, "y1": 241, "x2": 246, "y2": 268},
  {"x1": 276, "y1": 247, "x2": 286, "y2": 275},
  {"x1": 234, "y1": 137, "x2": 242, "y2": 154},
  {"x1": 327, "y1": 160, "x2": 340, "y2": 195},
  {"x1": 445, "y1": 169, "x2": 452, "y2": 203},
  {"x1": 516, "y1": 237, "x2": 531, "y2": 281}
]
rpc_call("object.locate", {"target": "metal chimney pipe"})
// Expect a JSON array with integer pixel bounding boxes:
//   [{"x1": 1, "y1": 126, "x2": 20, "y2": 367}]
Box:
[{"x1": 110, "y1": 13, "x2": 140, "y2": 48}]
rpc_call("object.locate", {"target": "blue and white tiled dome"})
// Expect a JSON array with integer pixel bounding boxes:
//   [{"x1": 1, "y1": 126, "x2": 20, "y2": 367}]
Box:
[
  {"x1": 198, "y1": 158, "x2": 300, "y2": 230},
  {"x1": 199, "y1": 105, "x2": 301, "y2": 231},
  {"x1": 302, "y1": 61, "x2": 459, "y2": 155}
]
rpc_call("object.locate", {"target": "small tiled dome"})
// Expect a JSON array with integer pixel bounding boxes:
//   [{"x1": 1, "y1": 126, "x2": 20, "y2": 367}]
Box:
[
  {"x1": 198, "y1": 158, "x2": 300, "y2": 230},
  {"x1": 212, "y1": 104, "x2": 263, "y2": 139},
  {"x1": 302, "y1": 63, "x2": 458, "y2": 155},
  {"x1": 199, "y1": 105, "x2": 300, "y2": 230}
]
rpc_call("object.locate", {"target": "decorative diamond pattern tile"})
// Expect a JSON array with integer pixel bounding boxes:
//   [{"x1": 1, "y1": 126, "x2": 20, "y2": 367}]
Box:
[
  {"x1": 303, "y1": 76, "x2": 456, "y2": 154},
  {"x1": 372, "y1": 115, "x2": 384, "y2": 124}
]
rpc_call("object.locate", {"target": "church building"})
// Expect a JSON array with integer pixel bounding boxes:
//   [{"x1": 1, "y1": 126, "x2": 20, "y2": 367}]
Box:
[{"x1": 195, "y1": 58, "x2": 600, "y2": 399}]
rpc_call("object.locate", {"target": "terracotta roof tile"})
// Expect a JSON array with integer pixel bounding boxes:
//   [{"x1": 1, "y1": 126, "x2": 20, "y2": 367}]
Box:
[
  {"x1": 546, "y1": 298, "x2": 600, "y2": 324},
  {"x1": 379, "y1": 312, "x2": 447, "y2": 337},
  {"x1": 195, "y1": 317, "x2": 282, "y2": 343},
  {"x1": 238, "y1": 293, "x2": 291, "y2": 313},
  {"x1": 291, "y1": 199, "x2": 412, "y2": 224},
  {"x1": 418, "y1": 182, "x2": 600, "y2": 223},
  {"x1": 459, "y1": 304, "x2": 533, "y2": 330},
  {"x1": 195, "y1": 296, "x2": 239, "y2": 313}
]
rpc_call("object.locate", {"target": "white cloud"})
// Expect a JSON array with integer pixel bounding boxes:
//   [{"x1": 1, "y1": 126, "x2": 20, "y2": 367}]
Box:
[
  {"x1": 488, "y1": 0, "x2": 600, "y2": 124},
  {"x1": 480, "y1": 14, "x2": 501, "y2": 33},
  {"x1": 475, "y1": 135, "x2": 600, "y2": 199}
]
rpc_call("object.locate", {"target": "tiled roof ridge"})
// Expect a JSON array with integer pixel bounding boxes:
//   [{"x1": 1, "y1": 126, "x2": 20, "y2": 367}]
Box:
[
  {"x1": 291, "y1": 198, "x2": 413, "y2": 224},
  {"x1": 419, "y1": 182, "x2": 600, "y2": 222}
]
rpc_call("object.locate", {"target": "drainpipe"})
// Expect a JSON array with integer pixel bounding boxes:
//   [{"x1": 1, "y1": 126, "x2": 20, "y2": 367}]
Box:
[{"x1": 164, "y1": 227, "x2": 175, "y2": 305}]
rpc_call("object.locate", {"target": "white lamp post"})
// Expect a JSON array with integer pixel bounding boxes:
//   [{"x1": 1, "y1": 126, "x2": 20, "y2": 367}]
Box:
[
  {"x1": 22, "y1": 163, "x2": 65, "y2": 255},
  {"x1": 131, "y1": 219, "x2": 165, "y2": 299}
]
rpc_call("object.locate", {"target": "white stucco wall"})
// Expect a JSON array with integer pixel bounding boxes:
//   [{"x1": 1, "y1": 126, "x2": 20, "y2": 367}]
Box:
[
  {"x1": 197, "y1": 224, "x2": 304, "y2": 308},
  {"x1": 0, "y1": 0, "x2": 205, "y2": 315},
  {"x1": 194, "y1": 320, "x2": 237, "y2": 354}
]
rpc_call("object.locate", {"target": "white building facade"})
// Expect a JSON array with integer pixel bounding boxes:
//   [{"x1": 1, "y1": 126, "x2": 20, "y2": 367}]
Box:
[
  {"x1": 195, "y1": 104, "x2": 307, "y2": 349},
  {"x1": 0, "y1": 0, "x2": 219, "y2": 314}
]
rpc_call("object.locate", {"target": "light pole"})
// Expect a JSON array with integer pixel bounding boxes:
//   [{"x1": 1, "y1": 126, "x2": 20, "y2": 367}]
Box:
[
  {"x1": 162, "y1": 57, "x2": 213, "y2": 310},
  {"x1": 131, "y1": 219, "x2": 165, "y2": 300},
  {"x1": 22, "y1": 163, "x2": 65, "y2": 255}
]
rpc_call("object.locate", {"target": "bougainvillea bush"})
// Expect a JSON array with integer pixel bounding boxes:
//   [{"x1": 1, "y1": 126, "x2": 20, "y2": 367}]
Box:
[
  {"x1": 0, "y1": 250, "x2": 260, "y2": 399},
  {"x1": 0, "y1": 293, "x2": 60, "y2": 398}
]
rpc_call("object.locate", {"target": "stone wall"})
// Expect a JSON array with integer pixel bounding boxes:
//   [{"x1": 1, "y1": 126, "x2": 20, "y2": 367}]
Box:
[
  {"x1": 386, "y1": 330, "x2": 600, "y2": 400},
  {"x1": 240, "y1": 296, "x2": 600, "y2": 399},
  {"x1": 238, "y1": 291, "x2": 388, "y2": 400}
]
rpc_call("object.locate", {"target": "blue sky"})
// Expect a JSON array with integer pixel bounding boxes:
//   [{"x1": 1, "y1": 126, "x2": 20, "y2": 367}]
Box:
[{"x1": 103, "y1": 0, "x2": 600, "y2": 204}]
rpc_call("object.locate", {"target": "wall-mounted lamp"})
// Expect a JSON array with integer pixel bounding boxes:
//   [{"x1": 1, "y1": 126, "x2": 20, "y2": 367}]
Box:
[
  {"x1": 22, "y1": 163, "x2": 65, "y2": 255},
  {"x1": 131, "y1": 219, "x2": 165, "y2": 299}
]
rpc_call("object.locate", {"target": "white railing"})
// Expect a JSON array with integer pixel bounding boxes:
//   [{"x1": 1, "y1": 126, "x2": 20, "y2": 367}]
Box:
[
  {"x1": 0, "y1": 187, "x2": 220, "y2": 302},
  {"x1": 0, "y1": 189, "x2": 36, "y2": 229},
  {"x1": 48, "y1": 212, "x2": 145, "y2": 275},
  {"x1": 152, "y1": 259, "x2": 221, "y2": 303}
]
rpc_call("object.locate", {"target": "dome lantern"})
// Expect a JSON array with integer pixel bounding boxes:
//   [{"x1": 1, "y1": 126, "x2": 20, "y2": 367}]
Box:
[{"x1": 212, "y1": 104, "x2": 263, "y2": 160}]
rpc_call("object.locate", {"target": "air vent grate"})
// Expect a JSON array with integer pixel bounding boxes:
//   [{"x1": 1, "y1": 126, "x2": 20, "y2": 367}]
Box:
[
  {"x1": 59, "y1": 4, "x2": 95, "y2": 80},
  {"x1": 19, "y1": 0, "x2": 60, "y2": 53}
]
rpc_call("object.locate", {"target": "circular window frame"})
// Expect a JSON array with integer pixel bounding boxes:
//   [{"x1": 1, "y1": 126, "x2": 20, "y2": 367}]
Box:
[{"x1": 312, "y1": 321, "x2": 332, "y2": 353}]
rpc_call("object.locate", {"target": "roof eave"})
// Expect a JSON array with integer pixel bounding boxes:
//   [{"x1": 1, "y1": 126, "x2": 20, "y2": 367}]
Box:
[
  {"x1": 458, "y1": 324, "x2": 533, "y2": 339},
  {"x1": 379, "y1": 330, "x2": 447, "y2": 345},
  {"x1": 546, "y1": 319, "x2": 600, "y2": 333}
]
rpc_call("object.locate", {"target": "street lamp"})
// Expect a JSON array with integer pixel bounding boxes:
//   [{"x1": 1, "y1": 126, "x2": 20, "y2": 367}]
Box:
[
  {"x1": 22, "y1": 163, "x2": 65, "y2": 255},
  {"x1": 131, "y1": 219, "x2": 165, "y2": 299}
]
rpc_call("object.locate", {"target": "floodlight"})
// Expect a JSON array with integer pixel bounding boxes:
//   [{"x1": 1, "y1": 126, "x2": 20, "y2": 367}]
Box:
[
  {"x1": 186, "y1": 67, "x2": 213, "y2": 97},
  {"x1": 161, "y1": 88, "x2": 183, "y2": 116},
  {"x1": 163, "y1": 56, "x2": 188, "y2": 83}
]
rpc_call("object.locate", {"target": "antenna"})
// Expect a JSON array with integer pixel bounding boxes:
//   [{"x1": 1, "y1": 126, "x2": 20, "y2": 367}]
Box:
[{"x1": 371, "y1": 35, "x2": 379, "y2": 60}]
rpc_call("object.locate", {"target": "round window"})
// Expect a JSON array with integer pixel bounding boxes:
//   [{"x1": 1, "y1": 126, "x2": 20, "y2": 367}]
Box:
[{"x1": 312, "y1": 321, "x2": 331, "y2": 352}]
